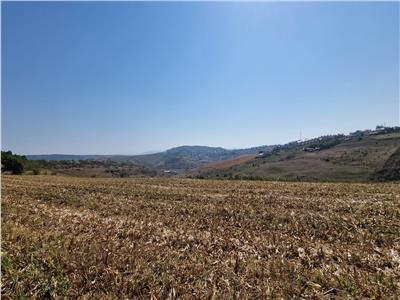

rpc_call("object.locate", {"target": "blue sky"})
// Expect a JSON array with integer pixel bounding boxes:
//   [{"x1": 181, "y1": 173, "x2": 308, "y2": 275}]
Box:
[{"x1": 2, "y1": 2, "x2": 399, "y2": 155}]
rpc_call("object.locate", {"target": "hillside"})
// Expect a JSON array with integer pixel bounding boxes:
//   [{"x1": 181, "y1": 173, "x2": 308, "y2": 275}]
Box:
[
  {"x1": 126, "y1": 145, "x2": 273, "y2": 171},
  {"x1": 195, "y1": 132, "x2": 400, "y2": 182},
  {"x1": 27, "y1": 145, "x2": 273, "y2": 174},
  {"x1": 200, "y1": 154, "x2": 256, "y2": 170},
  {"x1": 372, "y1": 145, "x2": 400, "y2": 181}
]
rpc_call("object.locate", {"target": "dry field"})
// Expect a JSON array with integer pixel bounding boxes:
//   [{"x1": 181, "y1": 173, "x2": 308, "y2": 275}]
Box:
[
  {"x1": 200, "y1": 155, "x2": 256, "y2": 170},
  {"x1": 2, "y1": 175, "x2": 400, "y2": 299}
]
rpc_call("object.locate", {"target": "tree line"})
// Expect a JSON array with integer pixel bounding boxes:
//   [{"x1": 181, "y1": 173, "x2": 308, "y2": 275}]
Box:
[{"x1": 1, "y1": 151, "x2": 47, "y2": 175}]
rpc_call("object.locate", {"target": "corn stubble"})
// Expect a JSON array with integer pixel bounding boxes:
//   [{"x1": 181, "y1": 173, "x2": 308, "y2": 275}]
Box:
[{"x1": 2, "y1": 175, "x2": 400, "y2": 299}]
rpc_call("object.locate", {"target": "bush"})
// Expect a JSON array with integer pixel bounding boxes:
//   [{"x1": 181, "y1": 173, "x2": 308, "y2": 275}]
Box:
[{"x1": 119, "y1": 170, "x2": 129, "y2": 178}]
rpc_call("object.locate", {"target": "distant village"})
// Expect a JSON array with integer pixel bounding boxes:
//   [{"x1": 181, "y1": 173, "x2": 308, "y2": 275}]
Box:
[{"x1": 256, "y1": 125, "x2": 400, "y2": 157}]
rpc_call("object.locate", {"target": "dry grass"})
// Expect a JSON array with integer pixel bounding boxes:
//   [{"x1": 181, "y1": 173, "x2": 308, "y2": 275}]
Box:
[
  {"x1": 201, "y1": 155, "x2": 256, "y2": 170},
  {"x1": 2, "y1": 175, "x2": 400, "y2": 299}
]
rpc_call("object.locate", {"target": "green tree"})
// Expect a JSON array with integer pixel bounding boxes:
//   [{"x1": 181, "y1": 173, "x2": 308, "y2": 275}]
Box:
[{"x1": 2, "y1": 151, "x2": 25, "y2": 174}]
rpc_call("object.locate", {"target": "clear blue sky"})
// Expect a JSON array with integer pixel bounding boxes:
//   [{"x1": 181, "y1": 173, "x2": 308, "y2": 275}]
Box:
[{"x1": 2, "y1": 2, "x2": 399, "y2": 155}]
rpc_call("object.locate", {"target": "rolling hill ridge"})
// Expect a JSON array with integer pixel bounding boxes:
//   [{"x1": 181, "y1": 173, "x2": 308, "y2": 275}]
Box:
[{"x1": 24, "y1": 126, "x2": 400, "y2": 181}]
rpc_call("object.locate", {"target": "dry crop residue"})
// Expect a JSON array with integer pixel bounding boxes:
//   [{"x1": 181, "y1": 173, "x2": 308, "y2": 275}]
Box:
[{"x1": 2, "y1": 175, "x2": 400, "y2": 299}]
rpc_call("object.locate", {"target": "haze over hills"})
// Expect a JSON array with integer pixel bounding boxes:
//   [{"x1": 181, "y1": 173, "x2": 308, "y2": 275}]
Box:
[{"x1": 26, "y1": 154, "x2": 114, "y2": 161}]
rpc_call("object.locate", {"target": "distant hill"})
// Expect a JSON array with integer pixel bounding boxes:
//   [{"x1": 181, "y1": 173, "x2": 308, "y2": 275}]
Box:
[
  {"x1": 26, "y1": 154, "x2": 111, "y2": 161},
  {"x1": 25, "y1": 126, "x2": 400, "y2": 181},
  {"x1": 125, "y1": 145, "x2": 273, "y2": 171},
  {"x1": 195, "y1": 132, "x2": 400, "y2": 182},
  {"x1": 27, "y1": 145, "x2": 273, "y2": 173}
]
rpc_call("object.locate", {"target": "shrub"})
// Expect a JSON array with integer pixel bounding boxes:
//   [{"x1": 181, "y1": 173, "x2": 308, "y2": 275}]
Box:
[{"x1": 119, "y1": 170, "x2": 129, "y2": 178}]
